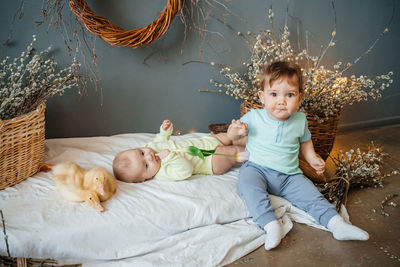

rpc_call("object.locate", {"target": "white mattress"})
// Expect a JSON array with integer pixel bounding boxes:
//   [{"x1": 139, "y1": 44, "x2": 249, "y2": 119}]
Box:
[{"x1": 0, "y1": 133, "x2": 347, "y2": 266}]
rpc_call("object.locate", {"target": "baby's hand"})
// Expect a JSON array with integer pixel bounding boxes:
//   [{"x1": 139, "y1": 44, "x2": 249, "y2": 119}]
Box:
[
  {"x1": 309, "y1": 155, "x2": 325, "y2": 175},
  {"x1": 158, "y1": 149, "x2": 170, "y2": 160},
  {"x1": 162, "y1": 120, "x2": 173, "y2": 131},
  {"x1": 228, "y1": 119, "x2": 248, "y2": 139}
]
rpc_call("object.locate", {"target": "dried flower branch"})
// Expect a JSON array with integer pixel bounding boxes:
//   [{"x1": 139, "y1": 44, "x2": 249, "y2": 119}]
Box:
[
  {"x1": 39, "y1": 0, "x2": 100, "y2": 96},
  {"x1": 0, "y1": 210, "x2": 10, "y2": 257},
  {"x1": 178, "y1": 0, "x2": 246, "y2": 57},
  {"x1": 3, "y1": 0, "x2": 25, "y2": 46},
  {"x1": 200, "y1": 2, "x2": 395, "y2": 122},
  {"x1": 317, "y1": 142, "x2": 399, "y2": 211},
  {"x1": 0, "y1": 35, "x2": 81, "y2": 120},
  {"x1": 380, "y1": 193, "x2": 398, "y2": 217}
]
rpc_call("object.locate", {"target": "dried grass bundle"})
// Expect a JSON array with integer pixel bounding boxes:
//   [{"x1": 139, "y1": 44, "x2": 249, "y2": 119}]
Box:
[{"x1": 318, "y1": 142, "x2": 399, "y2": 211}]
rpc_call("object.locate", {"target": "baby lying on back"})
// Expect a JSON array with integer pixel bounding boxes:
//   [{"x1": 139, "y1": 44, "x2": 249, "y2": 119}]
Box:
[{"x1": 113, "y1": 120, "x2": 247, "y2": 183}]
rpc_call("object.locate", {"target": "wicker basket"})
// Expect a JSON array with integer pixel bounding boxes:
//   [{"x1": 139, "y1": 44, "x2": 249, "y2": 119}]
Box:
[
  {"x1": 208, "y1": 123, "x2": 230, "y2": 134},
  {"x1": 305, "y1": 110, "x2": 341, "y2": 161},
  {"x1": 240, "y1": 100, "x2": 340, "y2": 161},
  {"x1": 240, "y1": 99, "x2": 263, "y2": 117},
  {"x1": 208, "y1": 101, "x2": 264, "y2": 134},
  {"x1": 0, "y1": 103, "x2": 46, "y2": 190}
]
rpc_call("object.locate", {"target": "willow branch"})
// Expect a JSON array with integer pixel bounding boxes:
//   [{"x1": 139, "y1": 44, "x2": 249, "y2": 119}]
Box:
[
  {"x1": 339, "y1": 0, "x2": 395, "y2": 75},
  {"x1": 1, "y1": 210, "x2": 10, "y2": 257},
  {"x1": 313, "y1": 0, "x2": 337, "y2": 75}
]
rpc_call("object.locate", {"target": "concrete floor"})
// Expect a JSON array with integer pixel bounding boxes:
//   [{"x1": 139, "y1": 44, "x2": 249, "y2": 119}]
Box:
[{"x1": 227, "y1": 124, "x2": 400, "y2": 267}]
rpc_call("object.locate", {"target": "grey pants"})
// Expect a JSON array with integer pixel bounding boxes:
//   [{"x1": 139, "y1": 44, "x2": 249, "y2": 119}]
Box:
[{"x1": 238, "y1": 161, "x2": 337, "y2": 229}]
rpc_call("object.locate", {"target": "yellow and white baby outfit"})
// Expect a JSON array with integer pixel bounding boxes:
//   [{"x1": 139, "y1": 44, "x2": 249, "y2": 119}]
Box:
[{"x1": 145, "y1": 126, "x2": 221, "y2": 181}]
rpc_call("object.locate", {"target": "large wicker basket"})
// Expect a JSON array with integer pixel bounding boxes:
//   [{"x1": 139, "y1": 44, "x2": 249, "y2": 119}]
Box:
[
  {"x1": 240, "y1": 100, "x2": 340, "y2": 161},
  {"x1": 0, "y1": 103, "x2": 46, "y2": 190}
]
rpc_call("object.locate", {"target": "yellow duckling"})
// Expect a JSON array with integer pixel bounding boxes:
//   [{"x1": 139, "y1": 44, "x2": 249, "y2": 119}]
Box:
[
  {"x1": 55, "y1": 185, "x2": 105, "y2": 212},
  {"x1": 83, "y1": 166, "x2": 117, "y2": 202},
  {"x1": 51, "y1": 161, "x2": 85, "y2": 185},
  {"x1": 51, "y1": 161, "x2": 105, "y2": 212}
]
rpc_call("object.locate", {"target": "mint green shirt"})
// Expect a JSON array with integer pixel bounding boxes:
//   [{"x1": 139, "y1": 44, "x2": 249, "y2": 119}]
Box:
[{"x1": 241, "y1": 109, "x2": 311, "y2": 175}]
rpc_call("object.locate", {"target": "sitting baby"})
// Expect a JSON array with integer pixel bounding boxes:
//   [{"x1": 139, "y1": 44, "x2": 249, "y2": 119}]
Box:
[{"x1": 113, "y1": 120, "x2": 247, "y2": 183}]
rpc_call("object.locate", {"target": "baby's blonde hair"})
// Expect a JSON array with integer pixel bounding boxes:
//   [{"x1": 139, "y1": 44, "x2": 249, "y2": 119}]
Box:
[{"x1": 112, "y1": 151, "x2": 134, "y2": 182}]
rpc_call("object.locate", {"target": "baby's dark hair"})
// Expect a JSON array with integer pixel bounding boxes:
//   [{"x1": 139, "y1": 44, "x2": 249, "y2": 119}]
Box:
[{"x1": 258, "y1": 61, "x2": 304, "y2": 93}]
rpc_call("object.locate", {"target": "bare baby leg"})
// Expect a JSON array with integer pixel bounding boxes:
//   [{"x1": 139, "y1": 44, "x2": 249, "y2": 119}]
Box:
[
  {"x1": 212, "y1": 145, "x2": 245, "y2": 174},
  {"x1": 211, "y1": 132, "x2": 235, "y2": 146}
]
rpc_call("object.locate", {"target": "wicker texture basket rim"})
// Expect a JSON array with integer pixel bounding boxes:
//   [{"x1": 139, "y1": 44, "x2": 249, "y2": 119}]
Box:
[{"x1": 0, "y1": 103, "x2": 45, "y2": 124}]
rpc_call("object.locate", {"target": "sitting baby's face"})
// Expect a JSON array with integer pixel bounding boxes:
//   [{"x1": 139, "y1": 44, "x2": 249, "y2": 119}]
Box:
[{"x1": 114, "y1": 147, "x2": 161, "y2": 183}]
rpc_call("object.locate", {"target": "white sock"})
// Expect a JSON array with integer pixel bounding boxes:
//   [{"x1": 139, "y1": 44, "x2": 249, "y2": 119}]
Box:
[
  {"x1": 327, "y1": 215, "x2": 369, "y2": 241},
  {"x1": 263, "y1": 220, "x2": 283, "y2": 250}
]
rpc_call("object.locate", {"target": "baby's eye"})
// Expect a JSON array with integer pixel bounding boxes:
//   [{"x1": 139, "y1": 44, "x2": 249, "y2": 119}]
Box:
[
  {"x1": 288, "y1": 93, "x2": 294, "y2": 97},
  {"x1": 271, "y1": 92, "x2": 277, "y2": 97},
  {"x1": 141, "y1": 151, "x2": 144, "y2": 156},
  {"x1": 145, "y1": 163, "x2": 148, "y2": 168}
]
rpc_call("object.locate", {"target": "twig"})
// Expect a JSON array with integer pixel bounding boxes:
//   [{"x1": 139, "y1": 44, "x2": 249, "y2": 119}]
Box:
[
  {"x1": 212, "y1": 15, "x2": 252, "y2": 46},
  {"x1": 380, "y1": 193, "x2": 398, "y2": 217},
  {"x1": 339, "y1": 0, "x2": 395, "y2": 75},
  {"x1": 0, "y1": 210, "x2": 10, "y2": 257},
  {"x1": 284, "y1": 0, "x2": 289, "y2": 29},
  {"x1": 179, "y1": 0, "x2": 242, "y2": 56},
  {"x1": 3, "y1": 0, "x2": 25, "y2": 45},
  {"x1": 312, "y1": 0, "x2": 337, "y2": 75},
  {"x1": 142, "y1": 50, "x2": 160, "y2": 66},
  {"x1": 199, "y1": 88, "x2": 224, "y2": 93},
  {"x1": 182, "y1": 60, "x2": 211, "y2": 66},
  {"x1": 305, "y1": 30, "x2": 311, "y2": 70}
]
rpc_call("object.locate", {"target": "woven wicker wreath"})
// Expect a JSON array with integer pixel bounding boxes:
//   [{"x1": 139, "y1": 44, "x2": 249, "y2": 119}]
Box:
[{"x1": 69, "y1": 0, "x2": 182, "y2": 48}]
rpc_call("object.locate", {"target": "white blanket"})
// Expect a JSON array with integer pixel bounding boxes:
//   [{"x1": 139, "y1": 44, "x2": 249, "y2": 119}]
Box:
[{"x1": 0, "y1": 133, "x2": 348, "y2": 266}]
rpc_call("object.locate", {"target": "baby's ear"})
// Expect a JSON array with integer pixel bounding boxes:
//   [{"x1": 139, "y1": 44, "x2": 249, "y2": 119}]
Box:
[
  {"x1": 257, "y1": 90, "x2": 265, "y2": 104},
  {"x1": 298, "y1": 92, "x2": 304, "y2": 101}
]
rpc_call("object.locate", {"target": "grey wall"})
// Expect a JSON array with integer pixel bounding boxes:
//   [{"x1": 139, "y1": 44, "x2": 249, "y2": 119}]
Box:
[{"x1": 1, "y1": 0, "x2": 399, "y2": 138}]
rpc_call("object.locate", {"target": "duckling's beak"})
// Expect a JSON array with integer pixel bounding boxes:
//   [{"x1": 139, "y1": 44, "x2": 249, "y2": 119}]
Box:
[{"x1": 94, "y1": 203, "x2": 105, "y2": 212}]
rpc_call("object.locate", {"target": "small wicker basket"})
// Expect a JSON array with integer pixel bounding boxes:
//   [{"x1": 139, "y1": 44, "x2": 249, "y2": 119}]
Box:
[
  {"x1": 240, "y1": 99, "x2": 263, "y2": 116},
  {"x1": 0, "y1": 103, "x2": 46, "y2": 190},
  {"x1": 240, "y1": 100, "x2": 340, "y2": 161},
  {"x1": 305, "y1": 110, "x2": 341, "y2": 161},
  {"x1": 208, "y1": 123, "x2": 230, "y2": 134}
]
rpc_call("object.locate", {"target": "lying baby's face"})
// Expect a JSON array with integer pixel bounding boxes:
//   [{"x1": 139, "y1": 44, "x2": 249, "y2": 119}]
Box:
[{"x1": 122, "y1": 147, "x2": 162, "y2": 183}]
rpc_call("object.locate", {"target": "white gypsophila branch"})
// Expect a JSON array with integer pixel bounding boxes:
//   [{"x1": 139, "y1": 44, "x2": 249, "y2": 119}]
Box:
[{"x1": 198, "y1": 1, "x2": 394, "y2": 122}]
